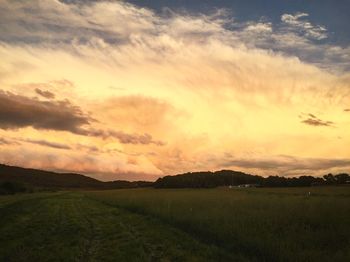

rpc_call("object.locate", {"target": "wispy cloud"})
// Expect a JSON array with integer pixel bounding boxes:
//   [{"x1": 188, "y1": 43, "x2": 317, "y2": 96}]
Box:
[
  {"x1": 223, "y1": 155, "x2": 350, "y2": 175},
  {"x1": 0, "y1": 0, "x2": 348, "y2": 72},
  {"x1": 244, "y1": 22, "x2": 272, "y2": 34},
  {"x1": 0, "y1": 137, "x2": 18, "y2": 146},
  {"x1": 84, "y1": 128, "x2": 165, "y2": 146},
  {"x1": 35, "y1": 88, "x2": 55, "y2": 99},
  {"x1": 21, "y1": 138, "x2": 71, "y2": 150},
  {"x1": 300, "y1": 113, "x2": 334, "y2": 127},
  {"x1": 281, "y1": 12, "x2": 327, "y2": 40}
]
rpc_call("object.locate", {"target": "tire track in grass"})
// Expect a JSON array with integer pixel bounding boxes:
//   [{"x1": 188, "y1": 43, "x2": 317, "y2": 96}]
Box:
[
  {"x1": 89, "y1": 200, "x2": 169, "y2": 260},
  {"x1": 83, "y1": 195, "x2": 238, "y2": 261},
  {"x1": 79, "y1": 214, "x2": 96, "y2": 262},
  {"x1": 74, "y1": 194, "x2": 100, "y2": 262},
  {"x1": 117, "y1": 220, "x2": 165, "y2": 261}
]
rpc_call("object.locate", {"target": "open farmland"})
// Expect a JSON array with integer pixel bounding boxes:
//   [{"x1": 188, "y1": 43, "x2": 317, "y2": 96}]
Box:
[{"x1": 1, "y1": 187, "x2": 350, "y2": 261}]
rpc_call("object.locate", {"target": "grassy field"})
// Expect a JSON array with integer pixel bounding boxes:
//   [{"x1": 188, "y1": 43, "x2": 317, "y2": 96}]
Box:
[{"x1": 0, "y1": 187, "x2": 349, "y2": 261}]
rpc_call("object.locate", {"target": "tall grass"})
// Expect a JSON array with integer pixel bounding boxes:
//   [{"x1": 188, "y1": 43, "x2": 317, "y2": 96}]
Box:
[{"x1": 88, "y1": 187, "x2": 350, "y2": 261}]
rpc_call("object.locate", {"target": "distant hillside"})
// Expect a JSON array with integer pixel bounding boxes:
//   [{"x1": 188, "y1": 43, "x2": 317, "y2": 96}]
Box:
[
  {"x1": 1, "y1": 164, "x2": 348, "y2": 192},
  {"x1": 0, "y1": 164, "x2": 152, "y2": 191}
]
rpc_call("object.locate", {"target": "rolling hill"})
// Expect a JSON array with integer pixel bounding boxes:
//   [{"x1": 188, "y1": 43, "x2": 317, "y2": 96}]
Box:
[
  {"x1": 0, "y1": 164, "x2": 152, "y2": 190},
  {"x1": 1, "y1": 164, "x2": 348, "y2": 193}
]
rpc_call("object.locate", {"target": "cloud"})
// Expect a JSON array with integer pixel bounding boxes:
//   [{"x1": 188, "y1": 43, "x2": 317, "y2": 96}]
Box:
[
  {"x1": 281, "y1": 12, "x2": 327, "y2": 40},
  {"x1": 109, "y1": 131, "x2": 165, "y2": 146},
  {"x1": 35, "y1": 88, "x2": 55, "y2": 99},
  {"x1": 7, "y1": 79, "x2": 76, "y2": 101},
  {"x1": 91, "y1": 95, "x2": 185, "y2": 147},
  {"x1": 0, "y1": 90, "x2": 91, "y2": 133},
  {"x1": 224, "y1": 156, "x2": 350, "y2": 174},
  {"x1": 300, "y1": 113, "x2": 334, "y2": 127},
  {"x1": 301, "y1": 118, "x2": 334, "y2": 127},
  {"x1": 11, "y1": 80, "x2": 75, "y2": 99},
  {"x1": 97, "y1": 95, "x2": 183, "y2": 131},
  {"x1": 0, "y1": 137, "x2": 18, "y2": 146},
  {"x1": 244, "y1": 22, "x2": 272, "y2": 34},
  {"x1": 235, "y1": 14, "x2": 348, "y2": 72},
  {"x1": 344, "y1": 109, "x2": 350, "y2": 112},
  {"x1": 0, "y1": 90, "x2": 164, "y2": 145},
  {"x1": 85, "y1": 128, "x2": 165, "y2": 146},
  {"x1": 14, "y1": 80, "x2": 74, "y2": 91},
  {"x1": 0, "y1": 0, "x2": 157, "y2": 44},
  {"x1": 76, "y1": 143, "x2": 99, "y2": 153},
  {"x1": 0, "y1": 0, "x2": 348, "y2": 72},
  {"x1": 0, "y1": 1, "x2": 349, "y2": 178},
  {"x1": 21, "y1": 138, "x2": 71, "y2": 150}
]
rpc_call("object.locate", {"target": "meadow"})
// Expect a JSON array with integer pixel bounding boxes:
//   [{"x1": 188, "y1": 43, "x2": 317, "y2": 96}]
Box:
[{"x1": 0, "y1": 187, "x2": 349, "y2": 261}]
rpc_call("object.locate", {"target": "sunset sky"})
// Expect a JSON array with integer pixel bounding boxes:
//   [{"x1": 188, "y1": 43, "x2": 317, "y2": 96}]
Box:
[{"x1": 0, "y1": 0, "x2": 349, "y2": 181}]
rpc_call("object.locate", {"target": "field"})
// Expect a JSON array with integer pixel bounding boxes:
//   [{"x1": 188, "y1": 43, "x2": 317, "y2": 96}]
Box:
[{"x1": 0, "y1": 187, "x2": 349, "y2": 261}]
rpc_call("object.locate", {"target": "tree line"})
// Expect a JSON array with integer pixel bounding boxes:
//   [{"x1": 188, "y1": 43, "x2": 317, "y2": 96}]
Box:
[{"x1": 154, "y1": 170, "x2": 350, "y2": 188}]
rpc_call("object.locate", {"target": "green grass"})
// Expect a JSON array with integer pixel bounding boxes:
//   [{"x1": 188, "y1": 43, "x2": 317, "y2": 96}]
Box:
[
  {"x1": 0, "y1": 191, "x2": 234, "y2": 261},
  {"x1": 0, "y1": 187, "x2": 349, "y2": 261}
]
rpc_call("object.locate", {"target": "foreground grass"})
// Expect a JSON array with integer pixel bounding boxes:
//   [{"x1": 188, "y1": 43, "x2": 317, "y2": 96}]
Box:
[
  {"x1": 87, "y1": 187, "x2": 350, "y2": 262},
  {"x1": 0, "y1": 187, "x2": 349, "y2": 261},
  {"x1": 0, "y1": 192, "x2": 235, "y2": 261}
]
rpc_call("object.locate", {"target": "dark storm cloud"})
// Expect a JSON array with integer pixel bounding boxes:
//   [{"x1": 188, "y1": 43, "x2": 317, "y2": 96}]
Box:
[
  {"x1": 300, "y1": 113, "x2": 334, "y2": 127},
  {"x1": 0, "y1": 90, "x2": 165, "y2": 146},
  {"x1": 35, "y1": 88, "x2": 55, "y2": 99},
  {"x1": 0, "y1": 90, "x2": 91, "y2": 133}
]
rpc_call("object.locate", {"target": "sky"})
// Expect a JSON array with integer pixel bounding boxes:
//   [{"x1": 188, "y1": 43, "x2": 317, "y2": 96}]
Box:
[{"x1": 0, "y1": 0, "x2": 350, "y2": 181}]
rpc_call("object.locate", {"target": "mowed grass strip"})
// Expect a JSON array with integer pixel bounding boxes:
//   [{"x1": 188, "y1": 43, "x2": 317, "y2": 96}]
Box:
[
  {"x1": 87, "y1": 187, "x2": 350, "y2": 262},
  {"x1": 0, "y1": 192, "x2": 239, "y2": 262}
]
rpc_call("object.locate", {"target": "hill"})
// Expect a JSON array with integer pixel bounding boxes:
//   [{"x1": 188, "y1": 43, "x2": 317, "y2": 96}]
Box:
[
  {"x1": 1, "y1": 164, "x2": 349, "y2": 193},
  {"x1": 0, "y1": 164, "x2": 152, "y2": 192}
]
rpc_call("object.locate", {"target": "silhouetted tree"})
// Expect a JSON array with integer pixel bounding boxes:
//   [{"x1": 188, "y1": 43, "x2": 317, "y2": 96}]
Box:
[
  {"x1": 323, "y1": 173, "x2": 336, "y2": 184},
  {"x1": 334, "y1": 173, "x2": 350, "y2": 184}
]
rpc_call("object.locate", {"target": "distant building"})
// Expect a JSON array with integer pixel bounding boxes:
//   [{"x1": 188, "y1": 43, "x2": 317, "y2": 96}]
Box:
[{"x1": 235, "y1": 184, "x2": 260, "y2": 188}]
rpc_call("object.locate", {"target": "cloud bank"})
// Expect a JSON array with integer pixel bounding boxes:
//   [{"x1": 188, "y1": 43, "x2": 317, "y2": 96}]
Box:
[{"x1": 0, "y1": 0, "x2": 349, "y2": 179}]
